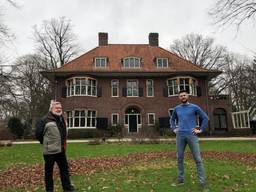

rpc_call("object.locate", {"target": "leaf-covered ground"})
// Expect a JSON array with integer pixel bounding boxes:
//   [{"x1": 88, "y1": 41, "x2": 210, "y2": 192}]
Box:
[{"x1": 0, "y1": 151, "x2": 256, "y2": 191}]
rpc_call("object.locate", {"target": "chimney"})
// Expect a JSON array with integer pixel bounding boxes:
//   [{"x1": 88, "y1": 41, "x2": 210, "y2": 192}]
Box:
[
  {"x1": 98, "y1": 32, "x2": 108, "y2": 46},
  {"x1": 149, "y1": 33, "x2": 159, "y2": 46}
]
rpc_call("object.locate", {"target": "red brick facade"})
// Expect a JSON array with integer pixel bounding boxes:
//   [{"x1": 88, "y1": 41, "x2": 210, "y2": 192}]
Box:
[{"x1": 42, "y1": 33, "x2": 233, "y2": 137}]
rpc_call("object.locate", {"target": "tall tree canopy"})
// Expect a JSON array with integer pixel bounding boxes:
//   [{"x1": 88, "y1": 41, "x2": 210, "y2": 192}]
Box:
[
  {"x1": 209, "y1": 0, "x2": 256, "y2": 28},
  {"x1": 170, "y1": 33, "x2": 228, "y2": 94},
  {"x1": 224, "y1": 54, "x2": 256, "y2": 112},
  {"x1": 33, "y1": 17, "x2": 79, "y2": 68},
  {"x1": 170, "y1": 33, "x2": 227, "y2": 70}
]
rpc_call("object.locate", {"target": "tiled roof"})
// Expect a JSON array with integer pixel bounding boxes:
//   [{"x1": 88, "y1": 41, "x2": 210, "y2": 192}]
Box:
[{"x1": 47, "y1": 44, "x2": 217, "y2": 73}]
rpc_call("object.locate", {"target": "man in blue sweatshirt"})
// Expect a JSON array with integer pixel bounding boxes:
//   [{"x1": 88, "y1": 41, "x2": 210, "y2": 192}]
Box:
[{"x1": 170, "y1": 89, "x2": 209, "y2": 189}]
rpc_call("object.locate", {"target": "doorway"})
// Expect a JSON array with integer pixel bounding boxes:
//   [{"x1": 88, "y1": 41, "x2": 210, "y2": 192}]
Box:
[{"x1": 125, "y1": 107, "x2": 141, "y2": 133}]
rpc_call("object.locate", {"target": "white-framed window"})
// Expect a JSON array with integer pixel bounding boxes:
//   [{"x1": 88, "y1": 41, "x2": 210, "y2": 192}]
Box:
[
  {"x1": 66, "y1": 109, "x2": 97, "y2": 129},
  {"x1": 67, "y1": 109, "x2": 96, "y2": 128},
  {"x1": 148, "y1": 113, "x2": 155, "y2": 125},
  {"x1": 122, "y1": 57, "x2": 141, "y2": 68},
  {"x1": 66, "y1": 77, "x2": 97, "y2": 97},
  {"x1": 111, "y1": 80, "x2": 119, "y2": 97},
  {"x1": 156, "y1": 58, "x2": 168, "y2": 68},
  {"x1": 87, "y1": 110, "x2": 96, "y2": 128},
  {"x1": 74, "y1": 110, "x2": 86, "y2": 127},
  {"x1": 95, "y1": 57, "x2": 107, "y2": 68},
  {"x1": 179, "y1": 78, "x2": 190, "y2": 93},
  {"x1": 167, "y1": 76, "x2": 198, "y2": 96},
  {"x1": 127, "y1": 80, "x2": 139, "y2": 97},
  {"x1": 191, "y1": 79, "x2": 197, "y2": 96},
  {"x1": 67, "y1": 111, "x2": 73, "y2": 128},
  {"x1": 146, "y1": 80, "x2": 154, "y2": 97},
  {"x1": 167, "y1": 79, "x2": 179, "y2": 95},
  {"x1": 111, "y1": 113, "x2": 119, "y2": 126}
]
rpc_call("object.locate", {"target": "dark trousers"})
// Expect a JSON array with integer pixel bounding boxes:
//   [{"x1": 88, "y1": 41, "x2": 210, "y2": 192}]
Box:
[{"x1": 43, "y1": 152, "x2": 72, "y2": 191}]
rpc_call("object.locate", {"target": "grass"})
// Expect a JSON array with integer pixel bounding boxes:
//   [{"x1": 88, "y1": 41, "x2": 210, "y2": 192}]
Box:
[
  {"x1": 70, "y1": 158, "x2": 256, "y2": 192},
  {"x1": 1, "y1": 140, "x2": 256, "y2": 191},
  {"x1": 0, "y1": 140, "x2": 256, "y2": 171},
  {"x1": 4, "y1": 158, "x2": 256, "y2": 192}
]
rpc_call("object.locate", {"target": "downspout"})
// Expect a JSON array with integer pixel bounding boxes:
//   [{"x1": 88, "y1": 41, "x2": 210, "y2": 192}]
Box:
[{"x1": 205, "y1": 77, "x2": 211, "y2": 136}]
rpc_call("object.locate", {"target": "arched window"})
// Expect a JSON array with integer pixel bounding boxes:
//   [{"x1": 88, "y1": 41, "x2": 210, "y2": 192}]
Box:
[
  {"x1": 66, "y1": 77, "x2": 97, "y2": 97},
  {"x1": 167, "y1": 76, "x2": 198, "y2": 96}
]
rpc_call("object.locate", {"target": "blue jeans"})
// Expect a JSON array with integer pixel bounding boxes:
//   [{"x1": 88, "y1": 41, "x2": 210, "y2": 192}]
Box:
[{"x1": 176, "y1": 134, "x2": 205, "y2": 184}]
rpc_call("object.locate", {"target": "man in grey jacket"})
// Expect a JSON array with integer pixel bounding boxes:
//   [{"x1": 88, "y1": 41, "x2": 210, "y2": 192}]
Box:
[{"x1": 43, "y1": 101, "x2": 75, "y2": 192}]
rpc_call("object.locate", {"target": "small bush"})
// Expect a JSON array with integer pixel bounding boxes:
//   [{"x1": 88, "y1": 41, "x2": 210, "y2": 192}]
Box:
[
  {"x1": 8, "y1": 117, "x2": 24, "y2": 139},
  {"x1": 107, "y1": 124, "x2": 122, "y2": 137}
]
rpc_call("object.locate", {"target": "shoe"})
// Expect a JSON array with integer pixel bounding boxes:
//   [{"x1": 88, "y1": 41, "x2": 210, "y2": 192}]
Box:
[
  {"x1": 171, "y1": 178, "x2": 184, "y2": 186},
  {"x1": 199, "y1": 183, "x2": 209, "y2": 192},
  {"x1": 63, "y1": 185, "x2": 77, "y2": 192}
]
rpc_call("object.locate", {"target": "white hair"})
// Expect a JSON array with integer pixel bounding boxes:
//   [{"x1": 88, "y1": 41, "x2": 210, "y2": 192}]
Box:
[{"x1": 49, "y1": 100, "x2": 61, "y2": 111}]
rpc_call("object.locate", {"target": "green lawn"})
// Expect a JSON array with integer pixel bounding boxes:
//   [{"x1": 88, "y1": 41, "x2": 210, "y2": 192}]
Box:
[
  {"x1": 0, "y1": 140, "x2": 255, "y2": 171},
  {"x1": 71, "y1": 158, "x2": 256, "y2": 192},
  {"x1": 0, "y1": 140, "x2": 256, "y2": 191}
]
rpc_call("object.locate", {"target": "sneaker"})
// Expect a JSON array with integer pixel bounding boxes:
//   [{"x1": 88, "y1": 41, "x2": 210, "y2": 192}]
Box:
[
  {"x1": 198, "y1": 183, "x2": 209, "y2": 192},
  {"x1": 171, "y1": 178, "x2": 184, "y2": 187}
]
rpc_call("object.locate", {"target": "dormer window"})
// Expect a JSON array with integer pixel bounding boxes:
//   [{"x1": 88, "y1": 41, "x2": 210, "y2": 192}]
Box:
[
  {"x1": 95, "y1": 57, "x2": 107, "y2": 68},
  {"x1": 123, "y1": 57, "x2": 141, "y2": 68},
  {"x1": 156, "y1": 58, "x2": 168, "y2": 68}
]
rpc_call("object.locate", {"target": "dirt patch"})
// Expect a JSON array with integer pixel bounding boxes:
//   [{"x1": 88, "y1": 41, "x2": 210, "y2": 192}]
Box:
[{"x1": 0, "y1": 151, "x2": 255, "y2": 190}]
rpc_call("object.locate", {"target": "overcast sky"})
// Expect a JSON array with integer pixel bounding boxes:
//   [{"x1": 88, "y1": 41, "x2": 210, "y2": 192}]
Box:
[{"x1": 1, "y1": 0, "x2": 256, "y2": 64}]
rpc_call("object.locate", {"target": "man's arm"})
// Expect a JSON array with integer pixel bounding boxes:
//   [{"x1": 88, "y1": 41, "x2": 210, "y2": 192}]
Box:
[
  {"x1": 196, "y1": 106, "x2": 209, "y2": 132},
  {"x1": 170, "y1": 108, "x2": 178, "y2": 133}
]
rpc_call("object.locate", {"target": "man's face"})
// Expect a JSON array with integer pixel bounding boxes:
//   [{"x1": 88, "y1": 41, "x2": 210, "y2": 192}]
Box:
[
  {"x1": 179, "y1": 92, "x2": 189, "y2": 103},
  {"x1": 52, "y1": 103, "x2": 62, "y2": 116}
]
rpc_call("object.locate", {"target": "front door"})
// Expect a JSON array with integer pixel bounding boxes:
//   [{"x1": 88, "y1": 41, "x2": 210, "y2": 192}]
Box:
[{"x1": 129, "y1": 115, "x2": 137, "y2": 133}]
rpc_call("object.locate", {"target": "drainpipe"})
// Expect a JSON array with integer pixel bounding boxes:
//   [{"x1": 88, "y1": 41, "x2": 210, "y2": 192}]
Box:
[{"x1": 205, "y1": 78, "x2": 211, "y2": 136}]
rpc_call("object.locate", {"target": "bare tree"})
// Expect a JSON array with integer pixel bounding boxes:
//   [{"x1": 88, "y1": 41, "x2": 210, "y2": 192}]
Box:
[
  {"x1": 170, "y1": 33, "x2": 227, "y2": 69},
  {"x1": 0, "y1": 21, "x2": 9, "y2": 45},
  {"x1": 209, "y1": 0, "x2": 256, "y2": 29},
  {"x1": 5, "y1": 0, "x2": 19, "y2": 8},
  {"x1": 10, "y1": 54, "x2": 54, "y2": 134},
  {"x1": 253, "y1": 54, "x2": 256, "y2": 64},
  {"x1": 224, "y1": 54, "x2": 256, "y2": 111},
  {"x1": 0, "y1": 0, "x2": 17, "y2": 62},
  {"x1": 170, "y1": 33, "x2": 229, "y2": 94},
  {"x1": 33, "y1": 17, "x2": 79, "y2": 68}
]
